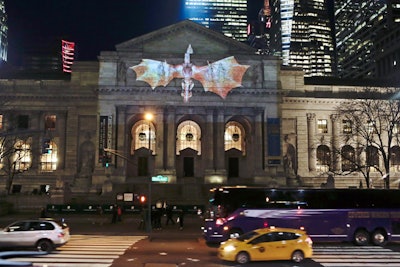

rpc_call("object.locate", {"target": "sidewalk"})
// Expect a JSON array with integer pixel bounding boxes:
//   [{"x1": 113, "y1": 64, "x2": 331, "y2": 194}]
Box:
[{"x1": 0, "y1": 212, "x2": 205, "y2": 240}]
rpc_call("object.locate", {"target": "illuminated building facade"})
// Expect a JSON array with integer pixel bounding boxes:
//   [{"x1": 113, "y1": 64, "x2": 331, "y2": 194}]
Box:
[
  {"x1": 183, "y1": 0, "x2": 248, "y2": 41},
  {"x1": 0, "y1": 0, "x2": 7, "y2": 63},
  {"x1": 335, "y1": 1, "x2": 387, "y2": 79},
  {"x1": 0, "y1": 21, "x2": 394, "y2": 209},
  {"x1": 375, "y1": 0, "x2": 400, "y2": 83},
  {"x1": 270, "y1": 0, "x2": 334, "y2": 77}
]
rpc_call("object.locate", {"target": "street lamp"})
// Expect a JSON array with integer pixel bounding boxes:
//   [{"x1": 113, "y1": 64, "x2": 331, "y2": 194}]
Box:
[{"x1": 144, "y1": 113, "x2": 153, "y2": 234}]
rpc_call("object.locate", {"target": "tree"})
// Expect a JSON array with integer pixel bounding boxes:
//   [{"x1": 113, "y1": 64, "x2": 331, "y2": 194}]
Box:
[
  {"x1": 0, "y1": 131, "x2": 34, "y2": 195},
  {"x1": 335, "y1": 87, "x2": 400, "y2": 189}
]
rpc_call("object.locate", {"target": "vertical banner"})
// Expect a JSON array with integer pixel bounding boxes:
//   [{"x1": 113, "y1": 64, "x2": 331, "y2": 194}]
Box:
[
  {"x1": 61, "y1": 40, "x2": 75, "y2": 73},
  {"x1": 99, "y1": 115, "x2": 112, "y2": 163}
]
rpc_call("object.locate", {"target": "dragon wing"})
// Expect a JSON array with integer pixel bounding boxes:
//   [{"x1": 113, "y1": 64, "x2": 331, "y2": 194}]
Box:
[
  {"x1": 192, "y1": 56, "x2": 249, "y2": 99},
  {"x1": 130, "y1": 59, "x2": 182, "y2": 89}
]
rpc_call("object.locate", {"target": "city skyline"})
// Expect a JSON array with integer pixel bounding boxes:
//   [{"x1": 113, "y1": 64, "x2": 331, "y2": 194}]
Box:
[{"x1": 3, "y1": 0, "x2": 264, "y2": 64}]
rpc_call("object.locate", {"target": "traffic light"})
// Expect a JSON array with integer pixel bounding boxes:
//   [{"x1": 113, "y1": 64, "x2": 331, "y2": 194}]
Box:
[
  {"x1": 102, "y1": 154, "x2": 111, "y2": 167},
  {"x1": 139, "y1": 195, "x2": 146, "y2": 204},
  {"x1": 42, "y1": 139, "x2": 51, "y2": 154}
]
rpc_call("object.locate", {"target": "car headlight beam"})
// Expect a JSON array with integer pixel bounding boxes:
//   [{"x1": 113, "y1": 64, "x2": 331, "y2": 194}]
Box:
[{"x1": 223, "y1": 245, "x2": 236, "y2": 252}]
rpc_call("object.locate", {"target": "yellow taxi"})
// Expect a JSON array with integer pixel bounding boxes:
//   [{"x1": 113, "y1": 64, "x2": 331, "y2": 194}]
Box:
[{"x1": 218, "y1": 227, "x2": 313, "y2": 264}]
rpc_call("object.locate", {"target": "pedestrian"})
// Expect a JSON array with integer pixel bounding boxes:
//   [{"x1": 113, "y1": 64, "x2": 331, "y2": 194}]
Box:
[
  {"x1": 111, "y1": 204, "x2": 118, "y2": 223},
  {"x1": 165, "y1": 205, "x2": 175, "y2": 226},
  {"x1": 117, "y1": 205, "x2": 122, "y2": 222},
  {"x1": 96, "y1": 205, "x2": 104, "y2": 225},
  {"x1": 177, "y1": 209, "x2": 184, "y2": 230}
]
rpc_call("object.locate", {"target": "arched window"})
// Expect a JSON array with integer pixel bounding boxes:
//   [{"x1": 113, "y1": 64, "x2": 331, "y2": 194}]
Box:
[
  {"x1": 176, "y1": 120, "x2": 201, "y2": 155},
  {"x1": 131, "y1": 120, "x2": 155, "y2": 155},
  {"x1": 366, "y1": 145, "x2": 379, "y2": 168},
  {"x1": 341, "y1": 145, "x2": 355, "y2": 172},
  {"x1": 224, "y1": 121, "x2": 245, "y2": 155},
  {"x1": 41, "y1": 141, "x2": 58, "y2": 171},
  {"x1": 317, "y1": 145, "x2": 330, "y2": 172},
  {"x1": 390, "y1": 146, "x2": 400, "y2": 172},
  {"x1": 14, "y1": 139, "x2": 32, "y2": 171}
]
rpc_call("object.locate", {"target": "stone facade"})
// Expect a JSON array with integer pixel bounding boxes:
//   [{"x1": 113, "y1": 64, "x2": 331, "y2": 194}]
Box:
[{"x1": 0, "y1": 20, "x2": 394, "y2": 206}]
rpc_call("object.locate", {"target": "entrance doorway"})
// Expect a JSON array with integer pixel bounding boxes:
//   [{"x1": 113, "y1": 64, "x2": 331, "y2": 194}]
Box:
[
  {"x1": 183, "y1": 157, "x2": 194, "y2": 177},
  {"x1": 228, "y1": 157, "x2": 239, "y2": 178}
]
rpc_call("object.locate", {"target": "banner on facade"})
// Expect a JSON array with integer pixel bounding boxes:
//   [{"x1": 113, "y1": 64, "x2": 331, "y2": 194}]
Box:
[
  {"x1": 61, "y1": 40, "x2": 75, "y2": 73},
  {"x1": 99, "y1": 115, "x2": 112, "y2": 163}
]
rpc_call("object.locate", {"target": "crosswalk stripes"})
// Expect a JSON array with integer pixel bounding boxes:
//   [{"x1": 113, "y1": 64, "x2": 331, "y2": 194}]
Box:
[
  {"x1": 10, "y1": 234, "x2": 146, "y2": 267},
  {"x1": 313, "y1": 245, "x2": 400, "y2": 267}
]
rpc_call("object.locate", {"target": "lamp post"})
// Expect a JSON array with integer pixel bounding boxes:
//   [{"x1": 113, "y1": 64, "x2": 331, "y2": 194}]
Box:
[{"x1": 144, "y1": 113, "x2": 153, "y2": 234}]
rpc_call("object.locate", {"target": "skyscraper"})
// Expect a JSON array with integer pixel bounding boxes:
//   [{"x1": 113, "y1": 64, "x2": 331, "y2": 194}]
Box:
[
  {"x1": 183, "y1": 0, "x2": 248, "y2": 41},
  {"x1": 335, "y1": 1, "x2": 387, "y2": 79},
  {"x1": 270, "y1": 0, "x2": 334, "y2": 77},
  {"x1": 0, "y1": 0, "x2": 7, "y2": 63}
]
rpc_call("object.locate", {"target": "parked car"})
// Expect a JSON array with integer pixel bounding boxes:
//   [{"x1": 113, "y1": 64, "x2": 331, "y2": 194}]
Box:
[
  {"x1": 218, "y1": 227, "x2": 313, "y2": 264},
  {"x1": 0, "y1": 219, "x2": 70, "y2": 252}
]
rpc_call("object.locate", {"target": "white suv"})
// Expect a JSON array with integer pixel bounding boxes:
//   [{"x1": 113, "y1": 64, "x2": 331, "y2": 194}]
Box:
[{"x1": 0, "y1": 219, "x2": 70, "y2": 252}]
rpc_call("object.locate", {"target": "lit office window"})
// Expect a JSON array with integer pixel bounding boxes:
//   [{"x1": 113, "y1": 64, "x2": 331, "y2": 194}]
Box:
[{"x1": 317, "y1": 119, "x2": 328, "y2": 134}]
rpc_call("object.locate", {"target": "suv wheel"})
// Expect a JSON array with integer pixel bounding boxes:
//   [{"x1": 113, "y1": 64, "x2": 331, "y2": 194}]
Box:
[{"x1": 37, "y1": 239, "x2": 54, "y2": 252}]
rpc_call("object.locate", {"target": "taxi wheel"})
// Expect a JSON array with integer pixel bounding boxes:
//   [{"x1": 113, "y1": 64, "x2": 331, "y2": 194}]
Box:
[
  {"x1": 236, "y1": 251, "x2": 250, "y2": 264},
  {"x1": 37, "y1": 239, "x2": 54, "y2": 252},
  {"x1": 354, "y1": 229, "x2": 370, "y2": 246},
  {"x1": 291, "y1": 250, "x2": 304, "y2": 263}
]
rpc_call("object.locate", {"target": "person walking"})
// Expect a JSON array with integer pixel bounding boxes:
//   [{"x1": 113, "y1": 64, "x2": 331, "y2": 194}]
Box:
[
  {"x1": 165, "y1": 205, "x2": 175, "y2": 226},
  {"x1": 111, "y1": 204, "x2": 118, "y2": 223},
  {"x1": 117, "y1": 205, "x2": 122, "y2": 222},
  {"x1": 177, "y1": 209, "x2": 184, "y2": 230}
]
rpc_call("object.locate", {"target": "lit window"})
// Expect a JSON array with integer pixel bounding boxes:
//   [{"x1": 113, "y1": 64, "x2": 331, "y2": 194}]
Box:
[
  {"x1": 341, "y1": 145, "x2": 355, "y2": 172},
  {"x1": 342, "y1": 120, "x2": 352, "y2": 134},
  {"x1": 367, "y1": 120, "x2": 376, "y2": 134},
  {"x1": 391, "y1": 146, "x2": 400, "y2": 172},
  {"x1": 224, "y1": 122, "x2": 245, "y2": 154},
  {"x1": 317, "y1": 119, "x2": 328, "y2": 134},
  {"x1": 176, "y1": 120, "x2": 201, "y2": 155},
  {"x1": 131, "y1": 120, "x2": 155, "y2": 155},
  {"x1": 14, "y1": 140, "x2": 32, "y2": 171},
  {"x1": 40, "y1": 141, "x2": 57, "y2": 171},
  {"x1": 316, "y1": 145, "x2": 330, "y2": 172},
  {"x1": 45, "y1": 115, "x2": 56, "y2": 130}
]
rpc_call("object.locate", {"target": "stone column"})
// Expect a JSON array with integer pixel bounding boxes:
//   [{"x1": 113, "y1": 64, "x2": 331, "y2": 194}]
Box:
[
  {"x1": 154, "y1": 110, "x2": 164, "y2": 172},
  {"x1": 254, "y1": 110, "x2": 264, "y2": 174},
  {"x1": 216, "y1": 110, "x2": 225, "y2": 170},
  {"x1": 204, "y1": 109, "x2": 214, "y2": 170},
  {"x1": 117, "y1": 106, "x2": 127, "y2": 173},
  {"x1": 307, "y1": 113, "x2": 316, "y2": 171},
  {"x1": 162, "y1": 107, "x2": 177, "y2": 182},
  {"x1": 330, "y1": 114, "x2": 340, "y2": 172}
]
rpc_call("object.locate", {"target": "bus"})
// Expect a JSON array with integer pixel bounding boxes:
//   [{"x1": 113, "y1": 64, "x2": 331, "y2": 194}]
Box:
[{"x1": 202, "y1": 186, "x2": 400, "y2": 246}]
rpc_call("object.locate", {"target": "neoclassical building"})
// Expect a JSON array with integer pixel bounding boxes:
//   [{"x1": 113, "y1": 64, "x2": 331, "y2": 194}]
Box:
[{"x1": 0, "y1": 21, "x2": 392, "y2": 205}]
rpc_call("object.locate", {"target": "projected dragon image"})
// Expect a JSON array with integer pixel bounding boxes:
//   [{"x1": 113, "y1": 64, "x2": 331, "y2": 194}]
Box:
[{"x1": 130, "y1": 45, "x2": 250, "y2": 102}]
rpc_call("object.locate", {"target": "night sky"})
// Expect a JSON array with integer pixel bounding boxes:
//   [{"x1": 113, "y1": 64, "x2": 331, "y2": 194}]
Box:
[{"x1": 4, "y1": 0, "x2": 264, "y2": 64}]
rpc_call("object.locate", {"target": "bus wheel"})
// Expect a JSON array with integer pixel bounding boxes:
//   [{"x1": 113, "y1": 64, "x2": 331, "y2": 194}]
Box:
[
  {"x1": 354, "y1": 229, "x2": 370, "y2": 246},
  {"x1": 236, "y1": 251, "x2": 250, "y2": 264},
  {"x1": 291, "y1": 250, "x2": 304, "y2": 263},
  {"x1": 371, "y1": 229, "x2": 387, "y2": 246},
  {"x1": 229, "y1": 228, "x2": 243, "y2": 239}
]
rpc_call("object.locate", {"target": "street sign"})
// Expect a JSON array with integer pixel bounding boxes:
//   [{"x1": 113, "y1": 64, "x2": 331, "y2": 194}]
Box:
[{"x1": 151, "y1": 175, "x2": 169, "y2": 182}]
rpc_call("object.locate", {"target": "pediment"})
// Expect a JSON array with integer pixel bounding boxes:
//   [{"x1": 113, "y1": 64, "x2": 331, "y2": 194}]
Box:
[{"x1": 115, "y1": 20, "x2": 255, "y2": 55}]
